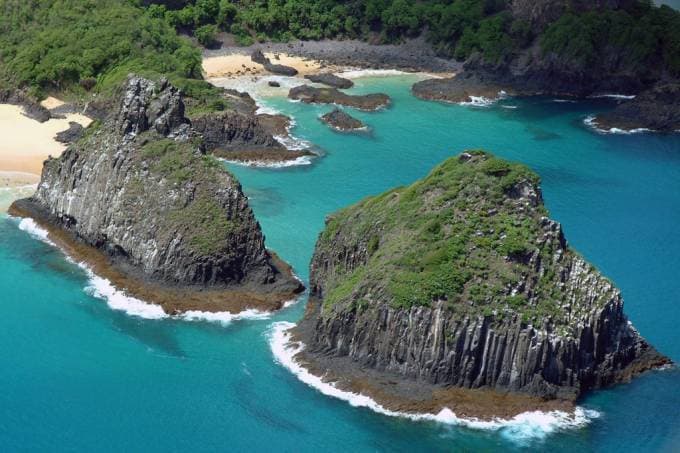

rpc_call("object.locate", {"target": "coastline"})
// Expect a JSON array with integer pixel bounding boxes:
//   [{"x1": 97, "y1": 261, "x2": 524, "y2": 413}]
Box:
[
  {"x1": 0, "y1": 102, "x2": 91, "y2": 176},
  {"x1": 204, "y1": 37, "x2": 461, "y2": 74},
  {"x1": 269, "y1": 321, "x2": 605, "y2": 433},
  {"x1": 8, "y1": 199, "x2": 303, "y2": 316}
]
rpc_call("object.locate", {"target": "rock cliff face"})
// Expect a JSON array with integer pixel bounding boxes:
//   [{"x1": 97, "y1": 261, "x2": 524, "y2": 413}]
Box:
[
  {"x1": 10, "y1": 76, "x2": 303, "y2": 312},
  {"x1": 295, "y1": 152, "x2": 668, "y2": 404}
]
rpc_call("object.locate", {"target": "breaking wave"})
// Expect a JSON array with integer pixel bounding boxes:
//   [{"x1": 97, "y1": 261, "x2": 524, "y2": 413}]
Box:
[
  {"x1": 268, "y1": 321, "x2": 600, "y2": 444},
  {"x1": 14, "y1": 216, "x2": 298, "y2": 323},
  {"x1": 584, "y1": 115, "x2": 651, "y2": 134}
]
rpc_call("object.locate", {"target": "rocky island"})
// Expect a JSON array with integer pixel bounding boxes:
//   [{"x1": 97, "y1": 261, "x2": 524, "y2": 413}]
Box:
[
  {"x1": 292, "y1": 151, "x2": 669, "y2": 418},
  {"x1": 320, "y1": 108, "x2": 366, "y2": 132},
  {"x1": 9, "y1": 76, "x2": 304, "y2": 314},
  {"x1": 289, "y1": 85, "x2": 390, "y2": 111}
]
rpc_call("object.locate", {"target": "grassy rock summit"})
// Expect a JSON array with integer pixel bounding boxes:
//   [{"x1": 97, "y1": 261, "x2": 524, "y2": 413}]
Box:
[
  {"x1": 294, "y1": 151, "x2": 668, "y2": 417},
  {"x1": 9, "y1": 76, "x2": 303, "y2": 314}
]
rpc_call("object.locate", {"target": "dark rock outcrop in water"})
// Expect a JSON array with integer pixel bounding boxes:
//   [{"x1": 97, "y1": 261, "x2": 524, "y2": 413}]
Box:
[
  {"x1": 251, "y1": 49, "x2": 298, "y2": 76},
  {"x1": 320, "y1": 108, "x2": 365, "y2": 132},
  {"x1": 294, "y1": 151, "x2": 669, "y2": 417},
  {"x1": 10, "y1": 76, "x2": 303, "y2": 313},
  {"x1": 593, "y1": 83, "x2": 680, "y2": 132},
  {"x1": 412, "y1": 73, "x2": 510, "y2": 104},
  {"x1": 289, "y1": 85, "x2": 390, "y2": 111},
  {"x1": 305, "y1": 73, "x2": 354, "y2": 89}
]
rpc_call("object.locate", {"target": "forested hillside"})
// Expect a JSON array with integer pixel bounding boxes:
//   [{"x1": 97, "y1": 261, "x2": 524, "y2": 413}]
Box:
[
  {"x1": 145, "y1": 0, "x2": 680, "y2": 75},
  {"x1": 0, "y1": 0, "x2": 207, "y2": 99}
]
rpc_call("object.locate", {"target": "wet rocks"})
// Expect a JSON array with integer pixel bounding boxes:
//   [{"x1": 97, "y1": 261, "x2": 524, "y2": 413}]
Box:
[
  {"x1": 412, "y1": 73, "x2": 510, "y2": 103},
  {"x1": 320, "y1": 108, "x2": 365, "y2": 132},
  {"x1": 289, "y1": 85, "x2": 390, "y2": 111},
  {"x1": 305, "y1": 73, "x2": 354, "y2": 89},
  {"x1": 593, "y1": 83, "x2": 680, "y2": 132}
]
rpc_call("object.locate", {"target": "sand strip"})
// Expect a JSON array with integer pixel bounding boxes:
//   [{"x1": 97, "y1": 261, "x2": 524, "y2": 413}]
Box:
[{"x1": 0, "y1": 103, "x2": 91, "y2": 178}]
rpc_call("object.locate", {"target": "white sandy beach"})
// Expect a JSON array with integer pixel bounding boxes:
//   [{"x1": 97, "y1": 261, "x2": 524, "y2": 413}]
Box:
[
  {"x1": 202, "y1": 52, "x2": 324, "y2": 79},
  {"x1": 0, "y1": 103, "x2": 91, "y2": 186}
]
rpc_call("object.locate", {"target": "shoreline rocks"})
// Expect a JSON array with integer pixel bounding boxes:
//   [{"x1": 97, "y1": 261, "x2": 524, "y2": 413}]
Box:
[
  {"x1": 293, "y1": 151, "x2": 670, "y2": 419},
  {"x1": 251, "y1": 49, "x2": 298, "y2": 76},
  {"x1": 206, "y1": 37, "x2": 461, "y2": 74},
  {"x1": 0, "y1": 89, "x2": 51, "y2": 122},
  {"x1": 412, "y1": 72, "x2": 511, "y2": 104},
  {"x1": 9, "y1": 76, "x2": 304, "y2": 314},
  {"x1": 320, "y1": 108, "x2": 366, "y2": 132},
  {"x1": 593, "y1": 83, "x2": 680, "y2": 133},
  {"x1": 304, "y1": 73, "x2": 353, "y2": 89},
  {"x1": 289, "y1": 85, "x2": 390, "y2": 111}
]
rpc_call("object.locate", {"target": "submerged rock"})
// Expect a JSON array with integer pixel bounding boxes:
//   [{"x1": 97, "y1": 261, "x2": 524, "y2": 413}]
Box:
[
  {"x1": 593, "y1": 83, "x2": 680, "y2": 133},
  {"x1": 294, "y1": 151, "x2": 669, "y2": 417},
  {"x1": 289, "y1": 85, "x2": 390, "y2": 111},
  {"x1": 10, "y1": 76, "x2": 304, "y2": 313},
  {"x1": 320, "y1": 108, "x2": 365, "y2": 132},
  {"x1": 305, "y1": 73, "x2": 354, "y2": 89}
]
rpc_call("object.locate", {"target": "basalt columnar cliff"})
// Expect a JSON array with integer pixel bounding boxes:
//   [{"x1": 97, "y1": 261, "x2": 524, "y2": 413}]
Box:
[
  {"x1": 9, "y1": 76, "x2": 303, "y2": 313},
  {"x1": 294, "y1": 152, "x2": 668, "y2": 415}
]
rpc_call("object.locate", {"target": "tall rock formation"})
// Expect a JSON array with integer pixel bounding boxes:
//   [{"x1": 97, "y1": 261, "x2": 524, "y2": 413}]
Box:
[
  {"x1": 295, "y1": 151, "x2": 668, "y2": 410},
  {"x1": 10, "y1": 76, "x2": 303, "y2": 313}
]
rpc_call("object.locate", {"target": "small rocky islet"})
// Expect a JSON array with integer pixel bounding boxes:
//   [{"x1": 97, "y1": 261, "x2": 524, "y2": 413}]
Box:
[
  {"x1": 319, "y1": 108, "x2": 366, "y2": 132},
  {"x1": 9, "y1": 76, "x2": 304, "y2": 314},
  {"x1": 292, "y1": 151, "x2": 669, "y2": 419},
  {"x1": 289, "y1": 85, "x2": 390, "y2": 111}
]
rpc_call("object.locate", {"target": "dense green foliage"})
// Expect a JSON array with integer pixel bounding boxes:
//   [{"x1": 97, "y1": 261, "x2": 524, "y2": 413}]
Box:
[
  {"x1": 541, "y1": 4, "x2": 680, "y2": 75},
  {"x1": 147, "y1": 0, "x2": 680, "y2": 72},
  {"x1": 0, "y1": 0, "x2": 202, "y2": 97},
  {"x1": 316, "y1": 152, "x2": 611, "y2": 325}
]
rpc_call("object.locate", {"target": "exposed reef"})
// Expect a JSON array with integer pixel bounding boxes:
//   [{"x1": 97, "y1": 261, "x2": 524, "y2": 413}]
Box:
[
  {"x1": 293, "y1": 151, "x2": 669, "y2": 419},
  {"x1": 9, "y1": 76, "x2": 304, "y2": 314},
  {"x1": 320, "y1": 108, "x2": 366, "y2": 132},
  {"x1": 289, "y1": 85, "x2": 390, "y2": 111},
  {"x1": 412, "y1": 73, "x2": 510, "y2": 104},
  {"x1": 593, "y1": 83, "x2": 680, "y2": 133},
  {"x1": 305, "y1": 73, "x2": 354, "y2": 89}
]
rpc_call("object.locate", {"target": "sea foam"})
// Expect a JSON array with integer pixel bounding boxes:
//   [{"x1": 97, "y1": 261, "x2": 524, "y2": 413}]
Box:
[
  {"x1": 268, "y1": 321, "x2": 600, "y2": 444},
  {"x1": 584, "y1": 115, "x2": 651, "y2": 135},
  {"x1": 218, "y1": 154, "x2": 314, "y2": 169},
  {"x1": 14, "y1": 216, "x2": 299, "y2": 324}
]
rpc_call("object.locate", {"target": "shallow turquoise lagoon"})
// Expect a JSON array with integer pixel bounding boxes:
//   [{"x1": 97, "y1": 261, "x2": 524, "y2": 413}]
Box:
[{"x1": 1, "y1": 75, "x2": 679, "y2": 451}]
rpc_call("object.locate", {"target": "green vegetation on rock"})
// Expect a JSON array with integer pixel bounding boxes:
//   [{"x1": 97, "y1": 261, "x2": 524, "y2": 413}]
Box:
[{"x1": 315, "y1": 151, "x2": 614, "y2": 326}]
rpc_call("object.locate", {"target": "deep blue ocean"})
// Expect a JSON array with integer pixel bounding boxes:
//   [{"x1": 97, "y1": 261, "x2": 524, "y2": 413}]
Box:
[{"x1": 1, "y1": 74, "x2": 679, "y2": 451}]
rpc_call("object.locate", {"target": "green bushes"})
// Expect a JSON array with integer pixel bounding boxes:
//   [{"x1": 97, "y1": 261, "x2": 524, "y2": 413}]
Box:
[
  {"x1": 195, "y1": 24, "x2": 218, "y2": 47},
  {"x1": 0, "y1": 0, "x2": 202, "y2": 94},
  {"x1": 540, "y1": 6, "x2": 680, "y2": 75}
]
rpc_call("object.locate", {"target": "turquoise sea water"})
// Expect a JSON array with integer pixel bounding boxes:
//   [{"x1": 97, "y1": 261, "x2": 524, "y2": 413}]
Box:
[{"x1": 1, "y1": 75, "x2": 679, "y2": 451}]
